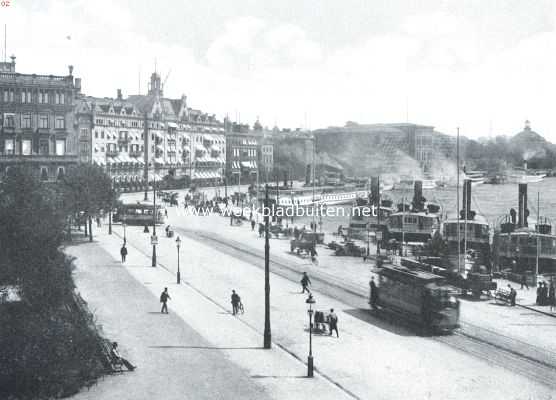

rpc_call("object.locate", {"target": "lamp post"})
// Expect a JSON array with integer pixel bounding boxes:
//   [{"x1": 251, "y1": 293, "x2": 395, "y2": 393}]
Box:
[
  {"x1": 176, "y1": 235, "x2": 181, "y2": 284},
  {"x1": 108, "y1": 180, "x2": 113, "y2": 235},
  {"x1": 263, "y1": 184, "x2": 272, "y2": 349},
  {"x1": 152, "y1": 176, "x2": 157, "y2": 267},
  {"x1": 123, "y1": 215, "x2": 127, "y2": 245},
  {"x1": 306, "y1": 293, "x2": 315, "y2": 377}
]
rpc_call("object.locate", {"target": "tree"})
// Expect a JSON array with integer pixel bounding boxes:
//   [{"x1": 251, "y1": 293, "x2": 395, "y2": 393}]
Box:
[
  {"x1": 0, "y1": 166, "x2": 71, "y2": 307},
  {"x1": 62, "y1": 165, "x2": 113, "y2": 241}
]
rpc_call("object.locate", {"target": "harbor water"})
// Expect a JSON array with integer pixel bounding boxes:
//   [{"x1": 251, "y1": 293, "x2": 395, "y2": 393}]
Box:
[{"x1": 287, "y1": 178, "x2": 556, "y2": 234}]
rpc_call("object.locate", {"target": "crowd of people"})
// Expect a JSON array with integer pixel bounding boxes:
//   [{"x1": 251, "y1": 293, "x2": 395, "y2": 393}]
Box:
[{"x1": 536, "y1": 281, "x2": 555, "y2": 311}]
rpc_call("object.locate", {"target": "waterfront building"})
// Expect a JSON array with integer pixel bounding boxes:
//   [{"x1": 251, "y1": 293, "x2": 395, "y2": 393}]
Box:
[
  {"x1": 225, "y1": 120, "x2": 260, "y2": 185},
  {"x1": 259, "y1": 130, "x2": 274, "y2": 183},
  {"x1": 0, "y1": 56, "x2": 80, "y2": 181},
  {"x1": 75, "y1": 90, "x2": 146, "y2": 190},
  {"x1": 126, "y1": 72, "x2": 226, "y2": 188}
]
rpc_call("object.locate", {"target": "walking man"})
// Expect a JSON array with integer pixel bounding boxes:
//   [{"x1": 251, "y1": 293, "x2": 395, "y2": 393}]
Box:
[
  {"x1": 549, "y1": 281, "x2": 555, "y2": 312},
  {"x1": 160, "y1": 287, "x2": 171, "y2": 314},
  {"x1": 120, "y1": 244, "x2": 128, "y2": 263},
  {"x1": 328, "y1": 308, "x2": 339, "y2": 337},
  {"x1": 301, "y1": 272, "x2": 311, "y2": 294},
  {"x1": 251, "y1": 219, "x2": 256, "y2": 231},
  {"x1": 369, "y1": 277, "x2": 378, "y2": 309},
  {"x1": 231, "y1": 290, "x2": 241, "y2": 315},
  {"x1": 508, "y1": 284, "x2": 516, "y2": 306},
  {"x1": 520, "y1": 274, "x2": 529, "y2": 290}
]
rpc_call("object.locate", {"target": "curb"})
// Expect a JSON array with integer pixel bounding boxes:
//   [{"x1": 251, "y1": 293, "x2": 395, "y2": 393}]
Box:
[{"x1": 517, "y1": 303, "x2": 556, "y2": 318}]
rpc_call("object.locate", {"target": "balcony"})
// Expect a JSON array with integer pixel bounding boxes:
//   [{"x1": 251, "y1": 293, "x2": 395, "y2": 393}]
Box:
[
  {"x1": 130, "y1": 150, "x2": 143, "y2": 157},
  {"x1": 106, "y1": 149, "x2": 118, "y2": 157},
  {"x1": 118, "y1": 137, "x2": 129, "y2": 144}
]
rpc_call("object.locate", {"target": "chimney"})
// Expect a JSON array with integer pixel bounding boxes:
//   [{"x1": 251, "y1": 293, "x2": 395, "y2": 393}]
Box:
[
  {"x1": 74, "y1": 78, "x2": 81, "y2": 93},
  {"x1": 518, "y1": 183, "x2": 528, "y2": 227},
  {"x1": 370, "y1": 177, "x2": 380, "y2": 206},
  {"x1": 412, "y1": 180, "x2": 424, "y2": 211},
  {"x1": 523, "y1": 161, "x2": 528, "y2": 171},
  {"x1": 461, "y1": 179, "x2": 472, "y2": 219},
  {"x1": 10, "y1": 54, "x2": 15, "y2": 69},
  {"x1": 68, "y1": 65, "x2": 73, "y2": 76},
  {"x1": 117, "y1": 89, "x2": 122, "y2": 100}
]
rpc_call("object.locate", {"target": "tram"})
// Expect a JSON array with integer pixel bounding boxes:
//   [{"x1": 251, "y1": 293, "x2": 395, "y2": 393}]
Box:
[
  {"x1": 113, "y1": 202, "x2": 165, "y2": 225},
  {"x1": 374, "y1": 263, "x2": 460, "y2": 333}
]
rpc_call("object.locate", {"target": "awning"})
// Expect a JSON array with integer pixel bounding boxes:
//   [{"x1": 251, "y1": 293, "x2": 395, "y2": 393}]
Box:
[
  {"x1": 156, "y1": 144, "x2": 164, "y2": 151},
  {"x1": 148, "y1": 173, "x2": 163, "y2": 181},
  {"x1": 155, "y1": 132, "x2": 163, "y2": 139},
  {"x1": 195, "y1": 145, "x2": 206, "y2": 153},
  {"x1": 154, "y1": 157, "x2": 164, "y2": 165},
  {"x1": 167, "y1": 122, "x2": 178, "y2": 128},
  {"x1": 241, "y1": 161, "x2": 251, "y2": 168},
  {"x1": 93, "y1": 158, "x2": 106, "y2": 166},
  {"x1": 134, "y1": 158, "x2": 144, "y2": 165},
  {"x1": 210, "y1": 145, "x2": 220, "y2": 152},
  {"x1": 203, "y1": 135, "x2": 212, "y2": 142},
  {"x1": 232, "y1": 161, "x2": 240, "y2": 170}
]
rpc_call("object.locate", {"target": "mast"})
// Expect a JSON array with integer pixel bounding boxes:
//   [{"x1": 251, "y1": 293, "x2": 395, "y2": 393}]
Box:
[
  {"x1": 536, "y1": 192, "x2": 540, "y2": 281},
  {"x1": 401, "y1": 196, "x2": 405, "y2": 257},
  {"x1": 311, "y1": 134, "x2": 316, "y2": 231},
  {"x1": 456, "y1": 127, "x2": 461, "y2": 275}
]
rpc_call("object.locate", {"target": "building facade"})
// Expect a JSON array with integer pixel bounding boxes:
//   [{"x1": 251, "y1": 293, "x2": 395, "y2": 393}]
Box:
[
  {"x1": 0, "y1": 57, "x2": 80, "y2": 181},
  {"x1": 75, "y1": 90, "x2": 146, "y2": 189},
  {"x1": 75, "y1": 72, "x2": 225, "y2": 189},
  {"x1": 225, "y1": 120, "x2": 260, "y2": 185}
]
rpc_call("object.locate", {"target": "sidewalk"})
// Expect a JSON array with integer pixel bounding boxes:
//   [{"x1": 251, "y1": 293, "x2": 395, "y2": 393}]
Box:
[
  {"x1": 65, "y1": 230, "x2": 353, "y2": 400},
  {"x1": 494, "y1": 278, "x2": 556, "y2": 317}
]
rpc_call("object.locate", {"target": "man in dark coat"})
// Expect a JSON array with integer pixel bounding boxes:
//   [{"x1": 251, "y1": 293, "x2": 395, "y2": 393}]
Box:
[
  {"x1": 369, "y1": 277, "x2": 378, "y2": 309},
  {"x1": 251, "y1": 219, "x2": 256, "y2": 231},
  {"x1": 160, "y1": 288, "x2": 171, "y2": 314},
  {"x1": 328, "y1": 309, "x2": 339, "y2": 337},
  {"x1": 120, "y1": 244, "x2": 128, "y2": 263},
  {"x1": 301, "y1": 272, "x2": 311, "y2": 294},
  {"x1": 536, "y1": 282, "x2": 543, "y2": 305},
  {"x1": 231, "y1": 290, "x2": 241, "y2": 315}
]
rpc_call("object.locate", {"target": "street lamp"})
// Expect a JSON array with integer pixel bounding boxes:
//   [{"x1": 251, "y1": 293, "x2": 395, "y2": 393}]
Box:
[
  {"x1": 152, "y1": 176, "x2": 157, "y2": 267},
  {"x1": 305, "y1": 293, "x2": 316, "y2": 377},
  {"x1": 263, "y1": 184, "x2": 272, "y2": 349},
  {"x1": 176, "y1": 235, "x2": 181, "y2": 284},
  {"x1": 122, "y1": 215, "x2": 127, "y2": 245}
]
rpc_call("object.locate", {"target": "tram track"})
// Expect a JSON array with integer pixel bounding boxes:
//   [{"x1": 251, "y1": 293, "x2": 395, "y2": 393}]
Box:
[{"x1": 177, "y1": 227, "x2": 556, "y2": 389}]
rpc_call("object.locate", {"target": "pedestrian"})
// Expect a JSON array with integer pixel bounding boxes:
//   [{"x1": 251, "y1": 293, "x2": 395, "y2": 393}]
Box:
[
  {"x1": 520, "y1": 274, "x2": 529, "y2": 290},
  {"x1": 541, "y1": 282, "x2": 548, "y2": 306},
  {"x1": 507, "y1": 284, "x2": 516, "y2": 306},
  {"x1": 96, "y1": 216, "x2": 101, "y2": 228},
  {"x1": 369, "y1": 277, "x2": 378, "y2": 309},
  {"x1": 301, "y1": 272, "x2": 311, "y2": 294},
  {"x1": 328, "y1": 308, "x2": 339, "y2": 337},
  {"x1": 536, "y1": 282, "x2": 542, "y2": 305},
  {"x1": 231, "y1": 290, "x2": 241, "y2": 315},
  {"x1": 120, "y1": 244, "x2": 128, "y2": 263},
  {"x1": 549, "y1": 281, "x2": 555, "y2": 312},
  {"x1": 310, "y1": 245, "x2": 318, "y2": 263},
  {"x1": 110, "y1": 342, "x2": 136, "y2": 371},
  {"x1": 144, "y1": 225, "x2": 149, "y2": 233},
  {"x1": 258, "y1": 223, "x2": 264, "y2": 238},
  {"x1": 294, "y1": 226, "x2": 299, "y2": 240},
  {"x1": 160, "y1": 287, "x2": 170, "y2": 314},
  {"x1": 251, "y1": 219, "x2": 256, "y2": 231},
  {"x1": 164, "y1": 209, "x2": 168, "y2": 218}
]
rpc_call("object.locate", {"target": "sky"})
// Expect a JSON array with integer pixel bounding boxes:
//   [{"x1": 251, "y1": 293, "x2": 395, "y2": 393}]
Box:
[{"x1": 3, "y1": 0, "x2": 556, "y2": 141}]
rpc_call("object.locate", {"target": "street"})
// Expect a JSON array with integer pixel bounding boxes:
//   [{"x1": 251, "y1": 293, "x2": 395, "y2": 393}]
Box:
[{"x1": 66, "y1": 204, "x2": 556, "y2": 400}]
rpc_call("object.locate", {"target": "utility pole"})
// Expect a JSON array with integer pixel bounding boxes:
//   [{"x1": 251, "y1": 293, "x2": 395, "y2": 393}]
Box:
[
  {"x1": 456, "y1": 127, "x2": 461, "y2": 275},
  {"x1": 536, "y1": 191, "x2": 540, "y2": 282},
  {"x1": 376, "y1": 176, "x2": 381, "y2": 255},
  {"x1": 263, "y1": 184, "x2": 272, "y2": 349}
]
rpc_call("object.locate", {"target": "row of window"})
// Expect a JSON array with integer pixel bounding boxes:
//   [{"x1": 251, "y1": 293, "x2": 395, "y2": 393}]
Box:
[
  {"x1": 96, "y1": 118, "x2": 141, "y2": 128},
  {"x1": 2, "y1": 88, "x2": 68, "y2": 105},
  {"x1": 95, "y1": 130, "x2": 143, "y2": 140},
  {"x1": 2, "y1": 113, "x2": 66, "y2": 129},
  {"x1": 231, "y1": 147, "x2": 257, "y2": 157},
  {"x1": 3, "y1": 138, "x2": 66, "y2": 156}
]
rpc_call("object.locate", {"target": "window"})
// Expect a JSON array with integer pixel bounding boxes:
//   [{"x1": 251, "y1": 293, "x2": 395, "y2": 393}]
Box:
[
  {"x1": 39, "y1": 114, "x2": 49, "y2": 129},
  {"x1": 60, "y1": 93, "x2": 65, "y2": 104},
  {"x1": 39, "y1": 140, "x2": 49, "y2": 155},
  {"x1": 3, "y1": 90, "x2": 7, "y2": 102},
  {"x1": 95, "y1": 130, "x2": 98, "y2": 138},
  {"x1": 27, "y1": 91, "x2": 31, "y2": 103},
  {"x1": 9, "y1": 90, "x2": 13, "y2": 102},
  {"x1": 57, "y1": 167, "x2": 65, "y2": 180},
  {"x1": 40, "y1": 167, "x2": 48, "y2": 181},
  {"x1": 4, "y1": 139, "x2": 14, "y2": 155},
  {"x1": 55, "y1": 116, "x2": 65, "y2": 129},
  {"x1": 96, "y1": 118, "x2": 103, "y2": 125},
  {"x1": 56, "y1": 139, "x2": 66, "y2": 155},
  {"x1": 22, "y1": 140, "x2": 32, "y2": 155},
  {"x1": 44, "y1": 91, "x2": 49, "y2": 103},
  {"x1": 20, "y1": 90, "x2": 25, "y2": 103},
  {"x1": 55, "y1": 92, "x2": 59, "y2": 104},
  {"x1": 3, "y1": 113, "x2": 15, "y2": 128},
  {"x1": 81, "y1": 128, "x2": 89, "y2": 139},
  {"x1": 101, "y1": 131, "x2": 105, "y2": 139},
  {"x1": 21, "y1": 113, "x2": 31, "y2": 129}
]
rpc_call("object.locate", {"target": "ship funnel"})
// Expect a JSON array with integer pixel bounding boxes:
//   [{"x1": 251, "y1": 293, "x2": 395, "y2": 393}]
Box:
[
  {"x1": 518, "y1": 183, "x2": 528, "y2": 227},
  {"x1": 412, "y1": 180, "x2": 425, "y2": 211},
  {"x1": 460, "y1": 179, "x2": 474, "y2": 220},
  {"x1": 370, "y1": 177, "x2": 380, "y2": 206}
]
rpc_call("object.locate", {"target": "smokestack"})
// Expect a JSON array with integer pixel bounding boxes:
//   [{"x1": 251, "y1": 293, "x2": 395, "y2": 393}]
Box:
[
  {"x1": 412, "y1": 180, "x2": 423, "y2": 211},
  {"x1": 518, "y1": 183, "x2": 528, "y2": 227},
  {"x1": 370, "y1": 176, "x2": 379, "y2": 206},
  {"x1": 117, "y1": 89, "x2": 122, "y2": 100},
  {"x1": 462, "y1": 179, "x2": 472, "y2": 219}
]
